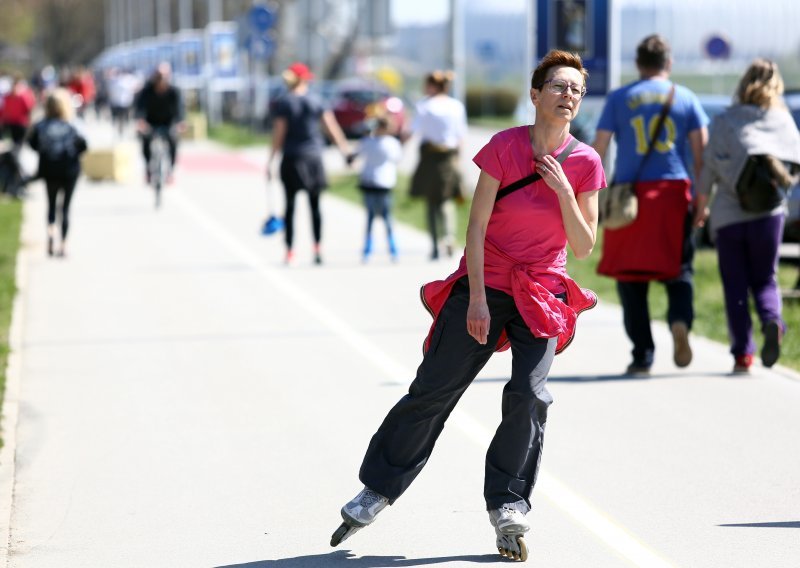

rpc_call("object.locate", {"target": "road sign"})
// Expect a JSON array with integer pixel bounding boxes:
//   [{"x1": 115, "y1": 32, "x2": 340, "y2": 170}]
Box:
[
  {"x1": 248, "y1": 5, "x2": 276, "y2": 33},
  {"x1": 245, "y1": 34, "x2": 275, "y2": 60},
  {"x1": 704, "y1": 35, "x2": 731, "y2": 60}
]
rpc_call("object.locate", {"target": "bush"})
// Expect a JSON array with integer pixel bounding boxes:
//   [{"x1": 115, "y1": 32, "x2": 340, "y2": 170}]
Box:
[{"x1": 465, "y1": 86, "x2": 518, "y2": 118}]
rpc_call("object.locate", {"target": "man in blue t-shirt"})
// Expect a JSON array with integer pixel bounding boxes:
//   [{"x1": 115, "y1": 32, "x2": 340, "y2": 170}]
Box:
[{"x1": 593, "y1": 34, "x2": 709, "y2": 375}]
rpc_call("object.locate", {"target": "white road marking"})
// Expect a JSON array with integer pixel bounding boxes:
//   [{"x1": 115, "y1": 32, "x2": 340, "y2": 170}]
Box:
[{"x1": 173, "y1": 192, "x2": 678, "y2": 568}]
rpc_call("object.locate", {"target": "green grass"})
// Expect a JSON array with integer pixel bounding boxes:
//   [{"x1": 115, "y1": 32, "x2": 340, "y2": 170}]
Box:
[
  {"x1": 329, "y1": 173, "x2": 800, "y2": 372},
  {"x1": 469, "y1": 116, "x2": 518, "y2": 130},
  {"x1": 207, "y1": 122, "x2": 271, "y2": 148},
  {"x1": 0, "y1": 198, "x2": 23, "y2": 447}
]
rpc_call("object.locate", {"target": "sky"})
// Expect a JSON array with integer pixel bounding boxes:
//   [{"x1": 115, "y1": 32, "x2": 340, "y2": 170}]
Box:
[{"x1": 391, "y1": 0, "x2": 523, "y2": 26}]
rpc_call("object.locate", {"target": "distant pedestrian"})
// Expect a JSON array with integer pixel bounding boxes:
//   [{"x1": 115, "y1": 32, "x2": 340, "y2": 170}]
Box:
[
  {"x1": 266, "y1": 62, "x2": 351, "y2": 265},
  {"x1": 694, "y1": 59, "x2": 800, "y2": 373},
  {"x1": 1, "y1": 74, "x2": 36, "y2": 147},
  {"x1": 28, "y1": 88, "x2": 88, "y2": 258},
  {"x1": 408, "y1": 70, "x2": 467, "y2": 260},
  {"x1": 592, "y1": 34, "x2": 709, "y2": 375},
  {"x1": 348, "y1": 116, "x2": 403, "y2": 262},
  {"x1": 108, "y1": 68, "x2": 139, "y2": 137},
  {"x1": 331, "y1": 50, "x2": 605, "y2": 562}
]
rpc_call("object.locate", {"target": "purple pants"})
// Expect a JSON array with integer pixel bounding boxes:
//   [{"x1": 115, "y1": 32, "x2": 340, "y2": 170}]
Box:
[{"x1": 715, "y1": 215, "x2": 784, "y2": 357}]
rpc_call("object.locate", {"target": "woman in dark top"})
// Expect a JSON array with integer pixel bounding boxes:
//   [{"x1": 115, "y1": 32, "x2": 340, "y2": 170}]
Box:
[
  {"x1": 266, "y1": 62, "x2": 350, "y2": 265},
  {"x1": 28, "y1": 88, "x2": 88, "y2": 257}
]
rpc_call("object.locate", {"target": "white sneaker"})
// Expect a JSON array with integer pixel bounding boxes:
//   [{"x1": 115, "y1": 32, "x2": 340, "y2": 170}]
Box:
[
  {"x1": 341, "y1": 487, "x2": 389, "y2": 527},
  {"x1": 488, "y1": 506, "x2": 530, "y2": 534}
]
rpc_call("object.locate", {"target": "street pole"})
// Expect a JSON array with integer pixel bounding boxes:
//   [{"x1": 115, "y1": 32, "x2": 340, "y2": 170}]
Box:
[
  {"x1": 449, "y1": 0, "x2": 465, "y2": 104},
  {"x1": 179, "y1": 0, "x2": 193, "y2": 30},
  {"x1": 208, "y1": 0, "x2": 222, "y2": 24},
  {"x1": 140, "y1": 0, "x2": 154, "y2": 38},
  {"x1": 126, "y1": 0, "x2": 135, "y2": 41},
  {"x1": 523, "y1": 0, "x2": 535, "y2": 124},
  {"x1": 105, "y1": 0, "x2": 114, "y2": 46},
  {"x1": 157, "y1": 0, "x2": 172, "y2": 35}
]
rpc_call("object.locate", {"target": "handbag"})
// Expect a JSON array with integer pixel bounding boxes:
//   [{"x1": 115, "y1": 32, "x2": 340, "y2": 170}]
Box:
[
  {"x1": 736, "y1": 154, "x2": 799, "y2": 213},
  {"x1": 599, "y1": 84, "x2": 675, "y2": 230},
  {"x1": 495, "y1": 137, "x2": 580, "y2": 202}
]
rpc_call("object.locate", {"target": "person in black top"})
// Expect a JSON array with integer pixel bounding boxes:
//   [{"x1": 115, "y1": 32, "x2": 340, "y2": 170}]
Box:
[
  {"x1": 28, "y1": 88, "x2": 88, "y2": 257},
  {"x1": 266, "y1": 62, "x2": 351, "y2": 265},
  {"x1": 134, "y1": 62, "x2": 184, "y2": 183}
]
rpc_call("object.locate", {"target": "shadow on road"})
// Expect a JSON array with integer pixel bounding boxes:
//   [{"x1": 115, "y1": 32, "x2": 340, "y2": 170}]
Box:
[
  {"x1": 215, "y1": 550, "x2": 504, "y2": 566},
  {"x1": 474, "y1": 371, "x2": 732, "y2": 384},
  {"x1": 719, "y1": 521, "x2": 800, "y2": 528}
]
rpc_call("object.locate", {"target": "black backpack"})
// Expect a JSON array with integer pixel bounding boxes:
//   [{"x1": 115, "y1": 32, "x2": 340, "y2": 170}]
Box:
[{"x1": 736, "y1": 154, "x2": 799, "y2": 213}]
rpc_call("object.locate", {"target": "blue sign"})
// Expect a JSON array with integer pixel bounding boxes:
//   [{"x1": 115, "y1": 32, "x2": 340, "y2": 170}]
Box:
[
  {"x1": 537, "y1": 0, "x2": 610, "y2": 96},
  {"x1": 157, "y1": 42, "x2": 174, "y2": 69},
  {"x1": 705, "y1": 35, "x2": 731, "y2": 60},
  {"x1": 210, "y1": 29, "x2": 239, "y2": 79},
  {"x1": 248, "y1": 6, "x2": 276, "y2": 33},
  {"x1": 245, "y1": 34, "x2": 275, "y2": 61},
  {"x1": 176, "y1": 37, "x2": 203, "y2": 77},
  {"x1": 476, "y1": 41, "x2": 497, "y2": 62}
]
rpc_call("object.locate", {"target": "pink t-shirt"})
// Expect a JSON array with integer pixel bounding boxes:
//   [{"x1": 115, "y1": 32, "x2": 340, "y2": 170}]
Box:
[{"x1": 472, "y1": 126, "x2": 606, "y2": 294}]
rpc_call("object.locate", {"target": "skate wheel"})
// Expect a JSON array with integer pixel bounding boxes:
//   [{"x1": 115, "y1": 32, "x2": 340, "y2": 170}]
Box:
[
  {"x1": 517, "y1": 535, "x2": 528, "y2": 561},
  {"x1": 330, "y1": 523, "x2": 349, "y2": 547}
]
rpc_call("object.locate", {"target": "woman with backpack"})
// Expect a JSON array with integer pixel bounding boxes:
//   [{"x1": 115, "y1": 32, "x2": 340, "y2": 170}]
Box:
[
  {"x1": 28, "y1": 88, "x2": 88, "y2": 257},
  {"x1": 694, "y1": 59, "x2": 800, "y2": 373}
]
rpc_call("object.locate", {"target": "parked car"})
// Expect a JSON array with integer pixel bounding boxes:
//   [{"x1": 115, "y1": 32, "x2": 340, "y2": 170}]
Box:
[
  {"x1": 330, "y1": 80, "x2": 407, "y2": 138},
  {"x1": 782, "y1": 91, "x2": 800, "y2": 242}
]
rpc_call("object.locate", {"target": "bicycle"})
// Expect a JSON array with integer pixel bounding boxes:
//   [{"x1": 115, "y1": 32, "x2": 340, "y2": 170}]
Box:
[{"x1": 146, "y1": 126, "x2": 172, "y2": 209}]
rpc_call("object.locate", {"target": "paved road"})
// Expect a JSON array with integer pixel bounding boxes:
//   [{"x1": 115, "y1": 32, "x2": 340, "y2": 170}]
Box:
[{"x1": 3, "y1": 119, "x2": 800, "y2": 568}]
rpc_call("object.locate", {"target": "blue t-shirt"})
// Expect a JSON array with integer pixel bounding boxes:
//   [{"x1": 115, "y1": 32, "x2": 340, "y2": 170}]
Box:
[{"x1": 596, "y1": 79, "x2": 709, "y2": 182}]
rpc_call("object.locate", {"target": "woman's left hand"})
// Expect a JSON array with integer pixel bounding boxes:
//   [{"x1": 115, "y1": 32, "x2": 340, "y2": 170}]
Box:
[{"x1": 536, "y1": 155, "x2": 571, "y2": 197}]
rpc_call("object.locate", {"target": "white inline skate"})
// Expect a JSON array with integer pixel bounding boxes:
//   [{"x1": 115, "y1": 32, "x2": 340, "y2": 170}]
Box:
[
  {"x1": 330, "y1": 487, "x2": 389, "y2": 547},
  {"x1": 488, "y1": 506, "x2": 530, "y2": 561}
]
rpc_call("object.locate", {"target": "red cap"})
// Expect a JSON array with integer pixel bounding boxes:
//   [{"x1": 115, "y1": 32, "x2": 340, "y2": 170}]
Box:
[{"x1": 286, "y1": 62, "x2": 314, "y2": 81}]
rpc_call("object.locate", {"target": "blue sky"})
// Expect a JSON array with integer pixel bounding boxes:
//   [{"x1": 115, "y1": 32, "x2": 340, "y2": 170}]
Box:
[{"x1": 391, "y1": 0, "x2": 522, "y2": 25}]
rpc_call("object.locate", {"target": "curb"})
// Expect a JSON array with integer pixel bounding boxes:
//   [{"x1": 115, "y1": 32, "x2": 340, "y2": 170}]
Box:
[{"x1": 0, "y1": 209, "x2": 29, "y2": 565}]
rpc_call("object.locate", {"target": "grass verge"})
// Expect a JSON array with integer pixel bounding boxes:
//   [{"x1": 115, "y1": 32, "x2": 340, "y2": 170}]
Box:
[
  {"x1": 0, "y1": 198, "x2": 23, "y2": 448},
  {"x1": 207, "y1": 122, "x2": 271, "y2": 148},
  {"x1": 328, "y1": 173, "x2": 800, "y2": 372}
]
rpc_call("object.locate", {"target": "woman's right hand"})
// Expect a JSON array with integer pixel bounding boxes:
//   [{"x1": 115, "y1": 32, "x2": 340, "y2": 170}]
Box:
[{"x1": 467, "y1": 297, "x2": 491, "y2": 345}]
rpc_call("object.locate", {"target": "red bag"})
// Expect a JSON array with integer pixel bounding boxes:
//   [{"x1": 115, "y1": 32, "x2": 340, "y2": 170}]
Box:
[{"x1": 597, "y1": 179, "x2": 691, "y2": 282}]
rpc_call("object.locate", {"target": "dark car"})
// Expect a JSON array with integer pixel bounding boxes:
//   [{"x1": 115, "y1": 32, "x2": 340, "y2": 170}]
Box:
[
  {"x1": 782, "y1": 91, "x2": 800, "y2": 242},
  {"x1": 331, "y1": 80, "x2": 407, "y2": 138}
]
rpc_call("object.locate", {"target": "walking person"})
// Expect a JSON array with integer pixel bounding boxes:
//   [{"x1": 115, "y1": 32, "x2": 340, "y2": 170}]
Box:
[
  {"x1": 0, "y1": 74, "x2": 36, "y2": 147},
  {"x1": 0, "y1": 74, "x2": 36, "y2": 197},
  {"x1": 266, "y1": 62, "x2": 350, "y2": 265},
  {"x1": 408, "y1": 70, "x2": 468, "y2": 260},
  {"x1": 331, "y1": 50, "x2": 606, "y2": 561},
  {"x1": 694, "y1": 59, "x2": 800, "y2": 373},
  {"x1": 28, "y1": 88, "x2": 88, "y2": 258},
  {"x1": 592, "y1": 34, "x2": 709, "y2": 375},
  {"x1": 348, "y1": 116, "x2": 404, "y2": 262},
  {"x1": 108, "y1": 68, "x2": 139, "y2": 137}
]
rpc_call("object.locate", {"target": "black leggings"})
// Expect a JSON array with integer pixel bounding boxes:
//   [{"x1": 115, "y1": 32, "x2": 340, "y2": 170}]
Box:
[
  {"x1": 283, "y1": 187, "x2": 322, "y2": 249},
  {"x1": 45, "y1": 176, "x2": 78, "y2": 238}
]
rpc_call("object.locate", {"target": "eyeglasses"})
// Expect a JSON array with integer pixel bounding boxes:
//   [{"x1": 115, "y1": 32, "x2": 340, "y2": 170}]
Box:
[{"x1": 541, "y1": 79, "x2": 587, "y2": 99}]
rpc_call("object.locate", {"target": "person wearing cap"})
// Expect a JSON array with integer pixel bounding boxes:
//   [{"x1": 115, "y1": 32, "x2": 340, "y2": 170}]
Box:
[{"x1": 267, "y1": 62, "x2": 351, "y2": 265}]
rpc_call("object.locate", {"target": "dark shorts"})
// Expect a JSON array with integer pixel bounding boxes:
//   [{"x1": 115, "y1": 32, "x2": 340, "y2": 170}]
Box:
[{"x1": 280, "y1": 154, "x2": 327, "y2": 193}]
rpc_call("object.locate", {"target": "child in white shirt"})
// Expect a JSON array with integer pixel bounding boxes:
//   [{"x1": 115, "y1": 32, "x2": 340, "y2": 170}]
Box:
[{"x1": 349, "y1": 116, "x2": 404, "y2": 261}]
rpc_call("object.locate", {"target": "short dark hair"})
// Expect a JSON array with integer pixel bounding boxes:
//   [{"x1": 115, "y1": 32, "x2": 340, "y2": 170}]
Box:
[
  {"x1": 636, "y1": 34, "x2": 671, "y2": 71},
  {"x1": 530, "y1": 50, "x2": 588, "y2": 90}
]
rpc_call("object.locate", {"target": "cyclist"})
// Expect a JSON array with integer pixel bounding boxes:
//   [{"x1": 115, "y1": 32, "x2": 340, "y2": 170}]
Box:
[{"x1": 134, "y1": 62, "x2": 184, "y2": 184}]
